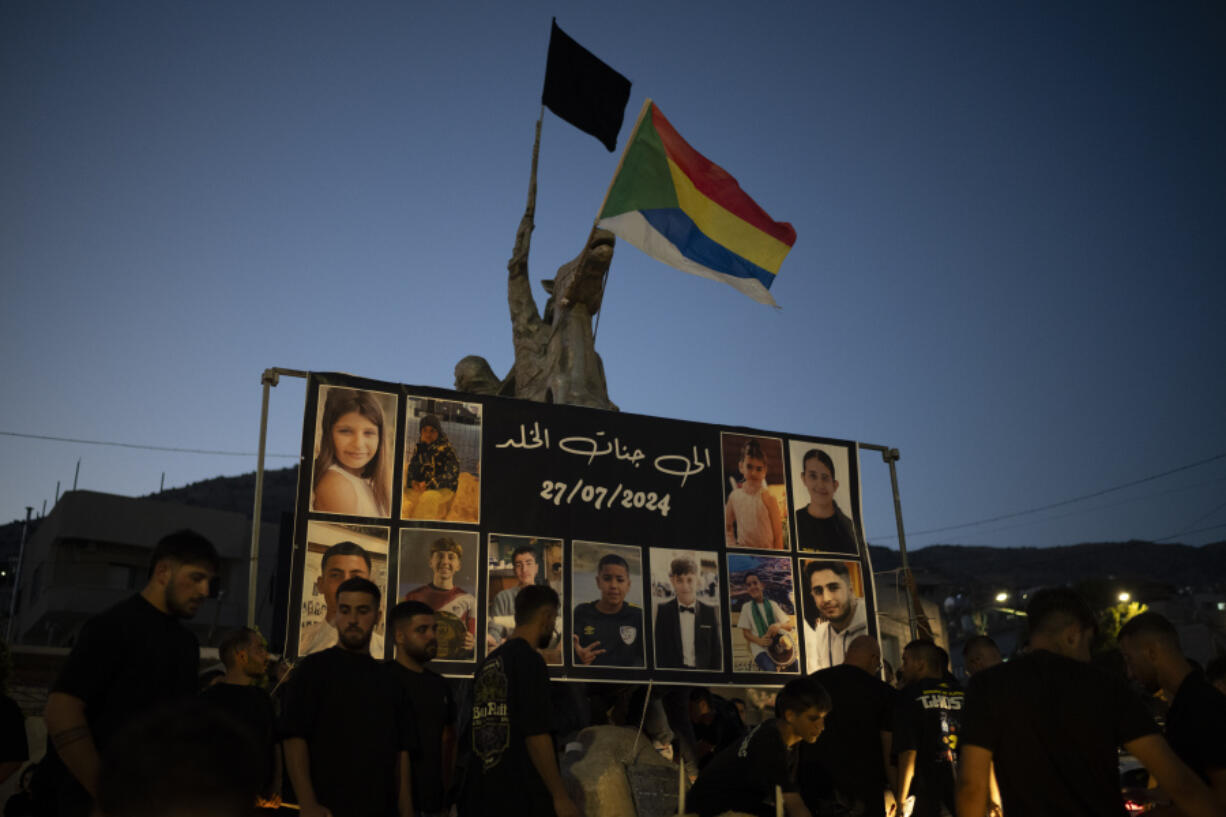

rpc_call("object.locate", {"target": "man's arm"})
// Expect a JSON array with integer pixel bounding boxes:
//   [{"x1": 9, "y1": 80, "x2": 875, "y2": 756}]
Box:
[
  {"x1": 396, "y1": 750, "x2": 413, "y2": 817},
  {"x1": 1125, "y1": 733, "x2": 1222, "y2": 817},
  {"x1": 880, "y1": 730, "x2": 898, "y2": 815},
  {"x1": 725, "y1": 497, "x2": 738, "y2": 547},
  {"x1": 525, "y1": 733, "x2": 580, "y2": 817},
  {"x1": 955, "y1": 744, "x2": 993, "y2": 817},
  {"x1": 283, "y1": 737, "x2": 331, "y2": 817},
  {"x1": 44, "y1": 692, "x2": 100, "y2": 798},
  {"x1": 897, "y1": 748, "x2": 917, "y2": 804}
]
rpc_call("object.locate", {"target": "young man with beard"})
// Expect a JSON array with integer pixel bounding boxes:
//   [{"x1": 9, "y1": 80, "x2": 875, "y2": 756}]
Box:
[
  {"x1": 40, "y1": 529, "x2": 219, "y2": 817},
  {"x1": 1117, "y1": 611, "x2": 1226, "y2": 810},
  {"x1": 201, "y1": 626, "x2": 281, "y2": 805},
  {"x1": 957, "y1": 587, "x2": 1221, "y2": 817},
  {"x1": 386, "y1": 601, "x2": 457, "y2": 817},
  {"x1": 299, "y1": 541, "x2": 384, "y2": 658},
  {"x1": 688, "y1": 676, "x2": 831, "y2": 817},
  {"x1": 281, "y1": 577, "x2": 415, "y2": 817},
  {"x1": 802, "y1": 560, "x2": 867, "y2": 673},
  {"x1": 466, "y1": 584, "x2": 580, "y2": 817}
]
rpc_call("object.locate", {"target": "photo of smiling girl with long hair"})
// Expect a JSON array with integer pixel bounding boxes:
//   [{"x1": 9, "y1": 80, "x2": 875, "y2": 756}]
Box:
[{"x1": 310, "y1": 386, "x2": 395, "y2": 517}]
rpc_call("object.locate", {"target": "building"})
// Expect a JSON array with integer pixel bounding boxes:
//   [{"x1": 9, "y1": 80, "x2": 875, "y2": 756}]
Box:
[{"x1": 10, "y1": 490, "x2": 281, "y2": 648}]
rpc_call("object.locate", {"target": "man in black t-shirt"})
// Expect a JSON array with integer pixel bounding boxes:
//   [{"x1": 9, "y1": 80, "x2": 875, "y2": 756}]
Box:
[
  {"x1": 957, "y1": 587, "x2": 1221, "y2": 817},
  {"x1": 688, "y1": 676, "x2": 831, "y2": 817},
  {"x1": 281, "y1": 577, "x2": 415, "y2": 817},
  {"x1": 894, "y1": 639, "x2": 962, "y2": 817},
  {"x1": 386, "y1": 600, "x2": 457, "y2": 817},
  {"x1": 201, "y1": 626, "x2": 280, "y2": 805},
  {"x1": 571, "y1": 554, "x2": 644, "y2": 667},
  {"x1": 41, "y1": 529, "x2": 219, "y2": 817},
  {"x1": 1118, "y1": 611, "x2": 1226, "y2": 808},
  {"x1": 466, "y1": 584, "x2": 579, "y2": 817},
  {"x1": 799, "y1": 635, "x2": 897, "y2": 817}
]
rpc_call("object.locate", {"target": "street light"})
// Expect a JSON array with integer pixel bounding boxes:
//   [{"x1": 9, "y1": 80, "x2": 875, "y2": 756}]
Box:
[
  {"x1": 994, "y1": 592, "x2": 1009, "y2": 603},
  {"x1": 1118, "y1": 592, "x2": 1131, "y2": 603}
]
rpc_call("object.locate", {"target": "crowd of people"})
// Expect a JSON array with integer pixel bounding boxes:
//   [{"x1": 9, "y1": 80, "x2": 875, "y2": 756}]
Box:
[{"x1": 11, "y1": 530, "x2": 1226, "y2": 817}]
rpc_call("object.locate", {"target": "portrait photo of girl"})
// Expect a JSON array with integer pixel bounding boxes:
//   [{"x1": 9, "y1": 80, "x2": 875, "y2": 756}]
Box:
[
  {"x1": 721, "y1": 433, "x2": 788, "y2": 550},
  {"x1": 310, "y1": 386, "x2": 396, "y2": 518}
]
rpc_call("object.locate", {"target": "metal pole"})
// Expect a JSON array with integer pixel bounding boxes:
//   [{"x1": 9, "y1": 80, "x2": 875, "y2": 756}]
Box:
[
  {"x1": 248, "y1": 369, "x2": 277, "y2": 629},
  {"x1": 882, "y1": 448, "x2": 919, "y2": 641},
  {"x1": 247, "y1": 367, "x2": 310, "y2": 630},
  {"x1": 7, "y1": 507, "x2": 33, "y2": 643}
]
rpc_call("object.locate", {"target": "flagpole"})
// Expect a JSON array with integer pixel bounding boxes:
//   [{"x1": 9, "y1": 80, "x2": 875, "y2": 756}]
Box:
[{"x1": 591, "y1": 97, "x2": 651, "y2": 342}]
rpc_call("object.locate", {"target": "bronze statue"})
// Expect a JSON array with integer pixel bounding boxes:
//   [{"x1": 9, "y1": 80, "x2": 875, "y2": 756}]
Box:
[{"x1": 456, "y1": 119, "x2": 618, "y2": 411}]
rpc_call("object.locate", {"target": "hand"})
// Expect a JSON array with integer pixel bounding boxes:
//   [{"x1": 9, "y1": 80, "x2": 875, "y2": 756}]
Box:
[
  {"x1": 553, "y1": 792, "x2": 582, "y2": 817},
  {"x1": 463, "y1": 631, "x2": 474, "y2": 651},
  {"x1": 766, "y1": 623, "x2": 781, "y2": 637},
  {"x1": 573, "y1": 635, "x2": 606, "y2": 665},
  {"x1": 883, "y1": 789, "x2": 898, "y2": 817},
  {"x1": 987, "y1": 803, "x2": 1003, "y2": 817},
  {"x1": 486, "y1": 633, "x2": 499, "y2": 651}
]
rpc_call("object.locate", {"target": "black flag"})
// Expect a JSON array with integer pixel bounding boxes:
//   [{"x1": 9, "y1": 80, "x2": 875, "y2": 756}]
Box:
[{"x1": 541, "y1": 19, "x2": 632, "y2": 152}]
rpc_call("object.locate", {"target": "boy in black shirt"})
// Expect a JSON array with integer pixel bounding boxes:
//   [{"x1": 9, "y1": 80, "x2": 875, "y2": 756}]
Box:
[
  {"x1": 41, "y1": 529, "x2": 219, "y2": 817},
  {"x1": 466, "y1": 584, "x2": 579, "y2": 817},
  {"x1": 688, "y1": 676, "x2": 831, "y2": 817},
  {"x1": 572, "y1": 554, "x2": 644, "y2": 667},
  {"x1": 957, "y1": 587, "x2": 1220, "y2": 817},
  {"x1": 201, "y1": 626, "x2": 280, "y2": 805},
  {"x1": 894, "y1": 639, "x2": 962, "y2": 817},
  {"x1": 1118, "y1": 611, "x2": 1226, "y2": 808},
  {"x1": 386, "y1": 600, "x2": 457, "y2": 817},
  {"x1": 281, "y1": 577, "x2": 415, "y2": 817}
]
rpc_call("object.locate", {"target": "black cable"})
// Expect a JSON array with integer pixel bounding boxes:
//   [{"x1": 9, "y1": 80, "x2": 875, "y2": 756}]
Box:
[
  {"x1": 874, "y1": 451, "x2": 1226, "y2": 540},
  {"x1": 0, "y1": 430, "x2": 299, "y2": 459}
]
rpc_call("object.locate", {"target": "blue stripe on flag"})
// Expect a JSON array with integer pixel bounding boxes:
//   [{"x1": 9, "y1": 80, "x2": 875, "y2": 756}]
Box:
[{"x1": 640, "y1": 208, "x2": 776, "y2": 290}]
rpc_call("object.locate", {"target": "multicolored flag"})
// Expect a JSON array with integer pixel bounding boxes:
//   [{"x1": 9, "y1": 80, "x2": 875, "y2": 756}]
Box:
[{"x1": 596, "y1": 99, "x2": 797, "y2": 306}]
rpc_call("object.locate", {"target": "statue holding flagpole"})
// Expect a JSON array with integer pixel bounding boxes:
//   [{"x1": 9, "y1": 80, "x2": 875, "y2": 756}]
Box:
[{"x1": 455, "y1": 19, "x2": 630, "y2": 411}]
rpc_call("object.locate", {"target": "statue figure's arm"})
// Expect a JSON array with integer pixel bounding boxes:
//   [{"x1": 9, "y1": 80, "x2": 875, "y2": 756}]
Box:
[{"x1": 508, "y1": 119, "x2": 544, "y2": 342}]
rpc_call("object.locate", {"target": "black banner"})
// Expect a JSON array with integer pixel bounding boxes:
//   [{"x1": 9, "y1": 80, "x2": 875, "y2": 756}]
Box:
[{"x1": 287, "y1": 372, "x2": 878, "y2": 686}]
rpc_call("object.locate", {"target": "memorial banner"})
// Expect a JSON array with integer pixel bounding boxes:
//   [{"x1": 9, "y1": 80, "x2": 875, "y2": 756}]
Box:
[{"x1": 287, "y1": 372, "x2": 878, "y2": 686}]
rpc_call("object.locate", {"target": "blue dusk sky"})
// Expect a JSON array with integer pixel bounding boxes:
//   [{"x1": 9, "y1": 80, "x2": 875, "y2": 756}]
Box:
[{"x1": 3, "y1": 2, "x2": 1223, "y2": 550}]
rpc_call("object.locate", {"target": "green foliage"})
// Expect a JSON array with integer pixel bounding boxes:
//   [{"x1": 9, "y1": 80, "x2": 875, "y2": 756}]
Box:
[{"x1": 1097, "y1": 601, "x2": 1148, "y2": 651}]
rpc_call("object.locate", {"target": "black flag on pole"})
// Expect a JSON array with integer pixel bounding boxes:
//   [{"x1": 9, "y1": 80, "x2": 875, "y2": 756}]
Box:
[{"x1": 541, "y1": 19, "x2": 632, "y2": 152}]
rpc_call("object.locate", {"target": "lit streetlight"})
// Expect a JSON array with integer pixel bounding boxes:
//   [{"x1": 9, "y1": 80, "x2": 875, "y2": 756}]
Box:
[
  {"x1": 1118, "y1": 592, "x2": 1131, "y2": 603},
  {"x1": 994, "y1": 592, "x2": 1009, "y2": 603}
]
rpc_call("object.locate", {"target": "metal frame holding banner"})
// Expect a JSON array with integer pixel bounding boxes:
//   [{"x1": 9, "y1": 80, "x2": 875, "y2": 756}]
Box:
[{"x1": 284, "y1": 371, "x2": 883, "y2": 686}]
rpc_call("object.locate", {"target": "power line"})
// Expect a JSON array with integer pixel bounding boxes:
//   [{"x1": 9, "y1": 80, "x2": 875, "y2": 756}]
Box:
[
  {"x1": 1153, "y1": 499, "x2": 1226, "y2": 543},
  {"x1": 0, "y1": 430, "x2": 299, "y2": 459},
  {"x1": 874, "y1": 451, "x2": 1226, "y2": 541}
]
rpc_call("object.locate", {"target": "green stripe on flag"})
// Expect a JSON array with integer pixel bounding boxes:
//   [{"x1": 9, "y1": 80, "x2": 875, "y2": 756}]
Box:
[{"x1": 599, "y1": 111, "x2": 677, "y2": 219}]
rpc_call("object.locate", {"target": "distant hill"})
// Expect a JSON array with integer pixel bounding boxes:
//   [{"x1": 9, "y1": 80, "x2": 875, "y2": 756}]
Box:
[
  {"x1": 868, "y1": 540, "x2": 1226, "y2": 592},
  {"x1": 3, "y1": 468, "x2": 1222, "y2": 592}
]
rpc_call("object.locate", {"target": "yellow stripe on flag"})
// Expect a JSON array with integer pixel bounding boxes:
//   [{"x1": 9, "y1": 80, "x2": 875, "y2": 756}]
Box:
[{"x1": 666, "y1": 157, "x2": 792, "y2": 274}]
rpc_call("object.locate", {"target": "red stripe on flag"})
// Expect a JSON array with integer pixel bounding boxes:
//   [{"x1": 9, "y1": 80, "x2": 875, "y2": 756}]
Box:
[{"x1": 649, "y1": 104, "x2": 796, "y2": 248}]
